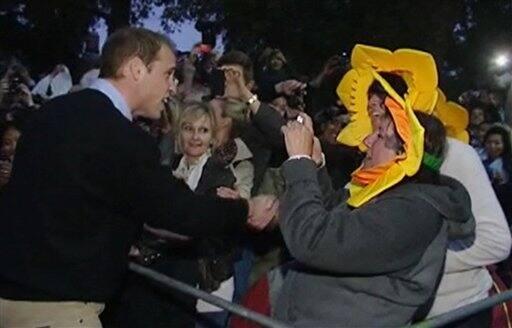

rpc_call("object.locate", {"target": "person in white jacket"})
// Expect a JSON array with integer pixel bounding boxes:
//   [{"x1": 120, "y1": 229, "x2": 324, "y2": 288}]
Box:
[{"x1": 428, "y1": 137, "x2": 512, "y2": 324}]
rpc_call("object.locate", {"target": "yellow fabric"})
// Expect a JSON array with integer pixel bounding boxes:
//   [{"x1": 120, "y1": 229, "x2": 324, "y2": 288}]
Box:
[
  {"x1": 432, "y1": 89, "x2": 470, "y2": 143},
  {"x1": 348, "y1": 163, "x2": 406, "y2": 208},
  {"x1": 336, "y1": 68, "x2": 374, "y2": 148},
  {"x1": 333, "y1": 44, "x2": 436, "y2": 207},
  {"x1": 369, "y1": 72, "x2": 425, "y2": 177},
  {"x1": 351, "y1": 45, "x2": 438, "y2": 111},
  {"x1": 346, "y1": 70, "x2": 425, "y2": 208},
  {"x1": 336, "y1": 44, "x2": 438, "y2": 148}
]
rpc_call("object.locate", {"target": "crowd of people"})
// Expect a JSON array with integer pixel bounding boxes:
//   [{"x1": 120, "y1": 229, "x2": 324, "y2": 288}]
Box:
[{"x1": 0, "y1": 26, "x2": 512, "y2": 328}]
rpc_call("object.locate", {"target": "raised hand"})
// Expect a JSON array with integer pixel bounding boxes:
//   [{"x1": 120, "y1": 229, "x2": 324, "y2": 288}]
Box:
[
  {"x1": 281, "y1": 119, "x2": 314, "y2": 158},
  {"x1": 275, "y1": 79, "x2": 306, "y2": 96}
]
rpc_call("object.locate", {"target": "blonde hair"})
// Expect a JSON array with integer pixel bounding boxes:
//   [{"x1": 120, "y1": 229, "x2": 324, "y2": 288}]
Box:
[
  {"x1": 176, "y1": 101, "x2": 217, "y2": 153},
  {"x1": 213, "y1": 98, "x2": 249, "y2": 139}
]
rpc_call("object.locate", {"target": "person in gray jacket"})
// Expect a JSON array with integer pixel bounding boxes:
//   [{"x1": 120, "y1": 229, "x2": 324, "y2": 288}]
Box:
[{"x1": 275, "y1": 77, "x2": 475, "y2": 327}]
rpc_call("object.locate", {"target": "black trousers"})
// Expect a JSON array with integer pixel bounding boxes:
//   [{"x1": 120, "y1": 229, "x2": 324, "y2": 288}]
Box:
[{"x1": 102, "y1": 257, "x2": 199, "y2": 328}]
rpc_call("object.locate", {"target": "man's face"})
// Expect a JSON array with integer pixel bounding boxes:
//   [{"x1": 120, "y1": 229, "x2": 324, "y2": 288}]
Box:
[
  {"x1": 362, "y1": 114, "x2": 401, "y2": 169},
  {"x1": 135, "y1": 46, "x2": 176, "y2": 120}
]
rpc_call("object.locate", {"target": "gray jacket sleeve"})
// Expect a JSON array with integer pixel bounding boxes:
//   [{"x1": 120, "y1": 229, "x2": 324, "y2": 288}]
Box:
[
  {"x1": 280, "y1": 158, "x2": 443, "y2": 274},
  {"x1": 317, "y1": 166, "x2": 347, "y2": 209}
]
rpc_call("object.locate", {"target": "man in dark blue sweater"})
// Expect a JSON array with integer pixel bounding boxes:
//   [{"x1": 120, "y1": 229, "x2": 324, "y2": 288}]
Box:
[{"x1": 0, "y1": 27, "x2": 277, "y2": 327}]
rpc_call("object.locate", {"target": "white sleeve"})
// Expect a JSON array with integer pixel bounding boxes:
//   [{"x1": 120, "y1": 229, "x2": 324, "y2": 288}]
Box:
[{"x1": 441, "y1": 138, "x2": 511, "y2": 272}]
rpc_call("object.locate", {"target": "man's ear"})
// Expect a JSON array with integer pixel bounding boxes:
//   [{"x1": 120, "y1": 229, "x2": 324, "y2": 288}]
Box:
[{"x1": 123, "y1": 57, "x2": 146, "y2": 82}]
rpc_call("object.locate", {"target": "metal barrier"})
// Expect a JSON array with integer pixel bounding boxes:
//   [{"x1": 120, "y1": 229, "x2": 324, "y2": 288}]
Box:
[
  {"x1": 128, "y1": 262, "x2": 293, "y2": 328},
  {"x1": 412, "y1": 289, "x2": 512, "y2": 327},
  {"x1": 130, "y1": 262, "x2": 512, "y2": 328}
]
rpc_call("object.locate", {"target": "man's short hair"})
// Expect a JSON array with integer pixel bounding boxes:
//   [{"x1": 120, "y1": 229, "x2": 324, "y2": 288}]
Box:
[
  {"x1": 99, "y1": 27, "x2": 173, "y2": 79},
  {"x1": 217, "y1": 50, "x2": 254, "y2": 83}
]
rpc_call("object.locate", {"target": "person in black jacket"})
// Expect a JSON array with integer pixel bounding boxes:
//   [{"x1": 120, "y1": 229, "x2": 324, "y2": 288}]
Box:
[{"x1": 0, "y1": 27, "x2": 277, "y2": 328}]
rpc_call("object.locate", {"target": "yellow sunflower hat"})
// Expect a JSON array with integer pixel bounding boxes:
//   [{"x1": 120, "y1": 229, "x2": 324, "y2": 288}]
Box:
[
  {"x1": 346, "y1": 70, "x2": 425, "y2": 208},
  {"x1": 432, "y1": 89, "x2": 470, "y2": 143},
  {"x1": 336, "y1": 44, "x2": 439, "y2": 148}
]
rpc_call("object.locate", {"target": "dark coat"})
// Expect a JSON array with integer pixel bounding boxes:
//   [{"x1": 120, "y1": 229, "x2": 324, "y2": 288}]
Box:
[
  {"x1": 110, "y1": 153, "x2": 238, "y2": 328},
  {"x1": 0, "y1": 89, "x2": 248, "y2": 302},
  {"x1": 276, "y1": 159, "x2": 475, "y2": 327},
  {"x1": 240, "y1": 103, "x2": 286, "y2": 194}
]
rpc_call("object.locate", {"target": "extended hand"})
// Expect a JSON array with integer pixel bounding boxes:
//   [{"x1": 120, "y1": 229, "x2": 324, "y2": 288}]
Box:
[
  {"x1": 217, "y1": 186, "x2": 241, "y2": 199},
  {"x1": 247, "y1": 195, "x2": 279, "y2": 231}
]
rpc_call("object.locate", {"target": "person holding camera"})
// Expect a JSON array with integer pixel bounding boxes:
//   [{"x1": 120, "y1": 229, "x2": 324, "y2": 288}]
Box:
[{"x1": 276, "y1": 76, "x2": 474, "y2": 326}]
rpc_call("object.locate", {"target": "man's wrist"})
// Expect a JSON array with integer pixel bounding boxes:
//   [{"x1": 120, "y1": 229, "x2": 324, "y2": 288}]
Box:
[{"x1": 245, "y1": 94, "x2": 258, "y2": 106}]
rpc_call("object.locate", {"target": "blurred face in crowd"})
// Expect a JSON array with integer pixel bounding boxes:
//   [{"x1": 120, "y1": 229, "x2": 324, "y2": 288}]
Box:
[
  {"x1": 477, "y1": 122, "x2": 492, "y2": 144},
  {"x1": 367, "y1": 93, "x2": 386, "y2": 130},
  {"x1": 270, "y1": 97, "x2": 288, "y2": 116},
  {"x1": 321, "y1": 116, "x2": 345, "y2": 146},
  {"x1": 180, "y1": 114, "x2": 214, "y2": 164},
  {"x1": 362, "y1": 112, "x2": 402, "y2": 169},
  {"x1": 133, "y1": 46, "x2": 176, "y2": 120},
  {"x1": 470, "y1": 107, "x2": 485, "y2": 126},
  {"x1": 485, "y1": 133, "x2": 504, "y2": 160},
  {"x1": 269, "y1": 52, "x2": 285, "y2": 71},
  {"x1": 489, "y1": 92, "x2": 502, "y2": 107},
  {"x1": 0, "y1": 126, "x2": 21, "y2": 162}
]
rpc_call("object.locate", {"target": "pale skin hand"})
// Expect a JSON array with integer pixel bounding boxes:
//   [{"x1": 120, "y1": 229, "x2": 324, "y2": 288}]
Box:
[
  {"x1": 281, "y1": 112, "x2": 316, "y2": 158},
  {"x1": 312, "y1": 137, "x2": 324, "y2": 167},
  {"x1": 298, "y1": 113, "x2": 324, "y2": 166},
  {"x1": 222, "y1": 66, "x2": 261, "y2": 115},
  {"x1": 274, "y1": 79, "x2": 306, "y2": 96},
  {"x1": 247, "y1": 195, "x2": 279, "y2": 231},
  {"x1": 216, "y1": 186, "x2": 241, "y2": 199}
]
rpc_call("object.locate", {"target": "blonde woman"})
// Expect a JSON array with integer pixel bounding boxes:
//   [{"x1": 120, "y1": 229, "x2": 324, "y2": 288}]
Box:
[{"x1": 118, "y1": 102, "x2": 240, "y2": 328}]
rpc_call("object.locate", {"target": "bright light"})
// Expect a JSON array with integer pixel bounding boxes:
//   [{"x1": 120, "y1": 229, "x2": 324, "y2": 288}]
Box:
[{"x1": 494, "y1": 54, "x2": 510, "y2": 68}]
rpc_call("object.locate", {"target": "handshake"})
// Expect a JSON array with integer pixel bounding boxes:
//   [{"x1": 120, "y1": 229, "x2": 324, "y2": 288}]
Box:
[
  {"x1": 216, "y1": 187, "x2": 279, "y2": 231},
  {"x1": 246, "y1": 195, "x2": 279, "y2": 230}
]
